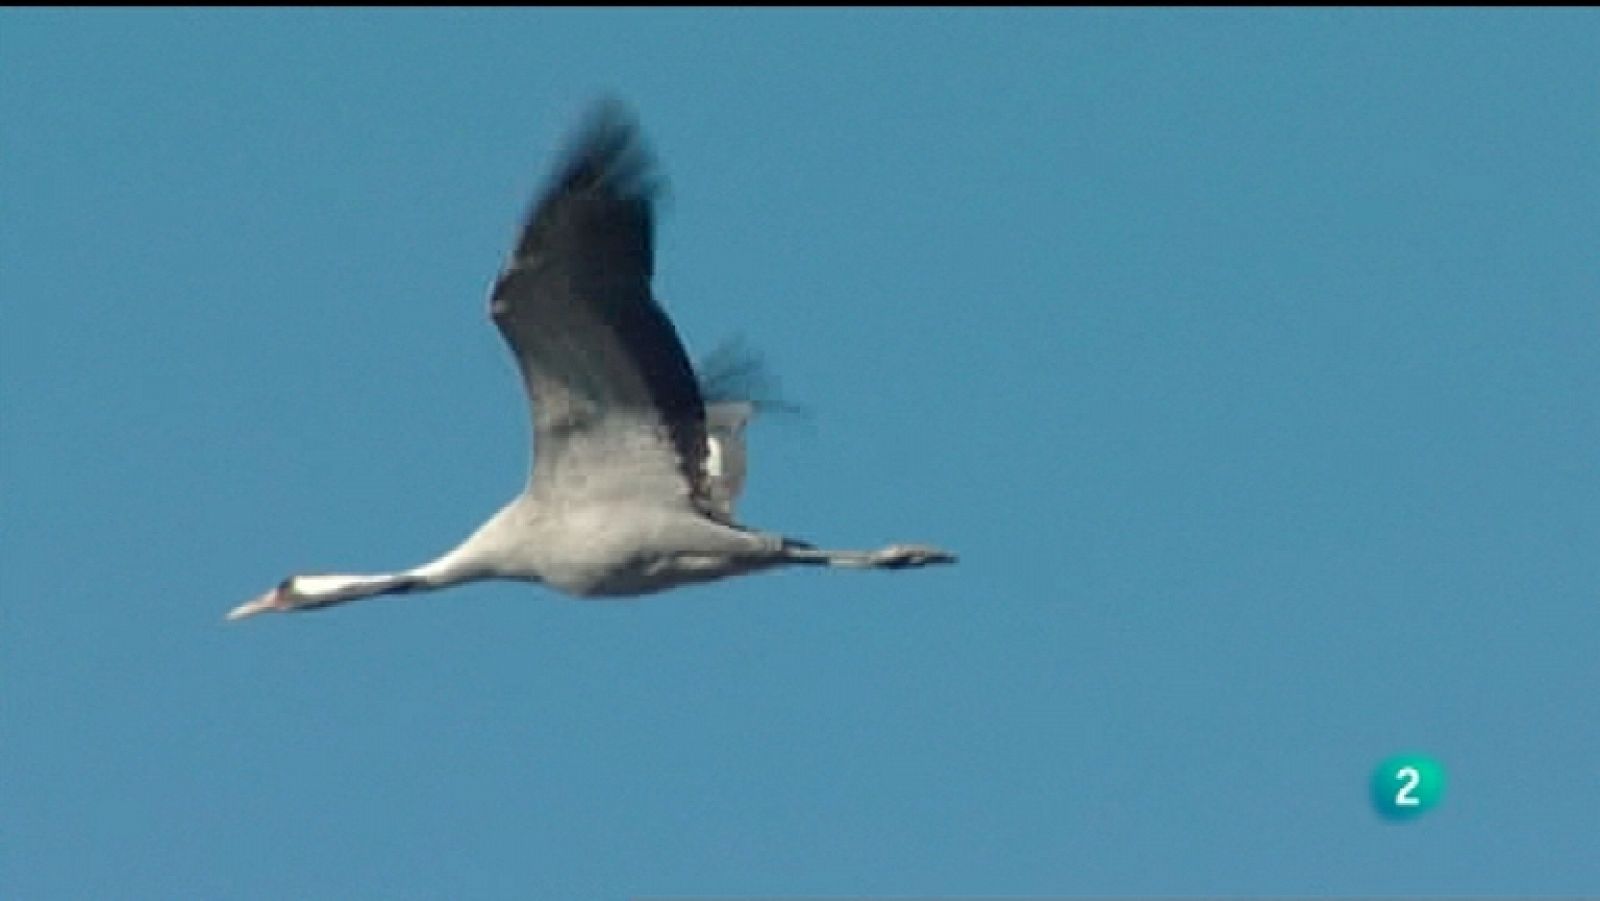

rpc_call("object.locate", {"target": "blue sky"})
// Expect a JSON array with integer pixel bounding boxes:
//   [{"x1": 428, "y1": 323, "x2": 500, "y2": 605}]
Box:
[{"x1": 4, "y1": 9, "x2": 1597, "y2": 899}]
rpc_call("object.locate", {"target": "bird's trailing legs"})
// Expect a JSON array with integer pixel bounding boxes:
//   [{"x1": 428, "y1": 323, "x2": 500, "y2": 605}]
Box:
[
  {"x1": 658, "y1": 519, "x2": 955, "y2": 585},
  {"x1": 779, "y1": 538, "x2": 956, "y2": 570}
]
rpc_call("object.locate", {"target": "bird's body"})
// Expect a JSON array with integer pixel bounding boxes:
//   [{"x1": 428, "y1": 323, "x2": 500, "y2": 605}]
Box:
[
  {"x1": 229, "y1": 101, "x2": 954, "y2": 621},
  {"x1": 468, "y1": 495, "x2": 767, "y2": 597}
]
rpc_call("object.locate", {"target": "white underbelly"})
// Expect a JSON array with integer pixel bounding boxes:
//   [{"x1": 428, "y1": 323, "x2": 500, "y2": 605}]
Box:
[{"x1": 525, "y1": 503, "x2": 770, "y2": 598}]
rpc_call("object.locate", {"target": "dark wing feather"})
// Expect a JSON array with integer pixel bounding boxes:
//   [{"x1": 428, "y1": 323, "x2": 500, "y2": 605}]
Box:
[{"x1": 490, "y1": 101, "x2": 712, "y2": 508}]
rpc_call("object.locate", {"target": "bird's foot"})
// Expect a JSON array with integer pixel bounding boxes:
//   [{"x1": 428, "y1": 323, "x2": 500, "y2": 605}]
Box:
[{"x1": 871, "y1": 543, "x2": 957, "y2": 569}]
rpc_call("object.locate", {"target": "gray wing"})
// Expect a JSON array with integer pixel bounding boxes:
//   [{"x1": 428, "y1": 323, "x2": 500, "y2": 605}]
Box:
[
  {"x1": 702, "y1": 400, "x2": 753, "y2": 520},
  {"x1": 490, "y1": 101, "x2": 713, "y2": 511},
  {"x1": 695, "y1": 340, "x2": 782, "y2": 520}
]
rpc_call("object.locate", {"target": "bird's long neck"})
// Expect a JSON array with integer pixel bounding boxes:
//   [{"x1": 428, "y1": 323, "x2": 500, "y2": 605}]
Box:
[
  {"x1": 293, "y1": 543, "x2": 489, "y2": 611},
  {"x1": 292, "y1": 572, "x2": 429, "y2": 609},
  {"x1": 281, "y1": 498, "x2": 536, "y2": 614}
]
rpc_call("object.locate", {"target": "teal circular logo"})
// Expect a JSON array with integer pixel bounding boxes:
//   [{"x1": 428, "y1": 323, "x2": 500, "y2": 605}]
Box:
[{"x1": 1371, "y1": 754, "x2": 1445, "y2": 820}]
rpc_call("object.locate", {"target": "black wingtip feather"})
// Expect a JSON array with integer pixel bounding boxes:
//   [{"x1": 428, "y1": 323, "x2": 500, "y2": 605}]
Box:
[
  {"x1": 514, "y1": 99, "x2": 661, "y2": 265},
  {"x1": 551, "y1": 99, "x2": 650, "y2": 193}
]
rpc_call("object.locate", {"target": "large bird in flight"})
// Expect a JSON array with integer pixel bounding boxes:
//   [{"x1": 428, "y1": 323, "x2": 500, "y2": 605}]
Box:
[{"x1": 229, "y1": 101, "x2": 955, "y2": 621}]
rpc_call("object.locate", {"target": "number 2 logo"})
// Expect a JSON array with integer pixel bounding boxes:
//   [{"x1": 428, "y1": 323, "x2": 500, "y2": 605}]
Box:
[
  {"x1": 1373, "y1": 754, "x2": 1443, "y2": 820},
  {"x1": 1393, "y1": 766, "x2": 1421, "y2": 807}
]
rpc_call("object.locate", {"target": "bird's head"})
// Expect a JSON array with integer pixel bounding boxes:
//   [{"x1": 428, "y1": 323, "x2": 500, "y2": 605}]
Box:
[
  {"x1": 227, "y1": 573, "x2": 417, "y2": 621},
  {"x1": 227, "y1": 574, "x2": 366, "y2": 621},
  {"x1": 226, "y1": 576, "x2": 305, "y2": 621}
]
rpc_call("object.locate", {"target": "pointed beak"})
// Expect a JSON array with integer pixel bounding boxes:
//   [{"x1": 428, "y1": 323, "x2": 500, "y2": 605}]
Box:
[{"x1": 226, "y1": 588, "x2": 285, "y2": 622}]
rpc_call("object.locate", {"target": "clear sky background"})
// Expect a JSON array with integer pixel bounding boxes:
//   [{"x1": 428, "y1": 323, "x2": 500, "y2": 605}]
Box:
[{"x1": 4, "y1": 9, "x2": 1597, "y2": 899}]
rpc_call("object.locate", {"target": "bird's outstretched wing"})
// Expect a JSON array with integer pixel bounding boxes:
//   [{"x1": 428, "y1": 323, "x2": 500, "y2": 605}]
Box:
[{"x1": 490, "y1": 101, "x2": 713, "y2": 511}]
